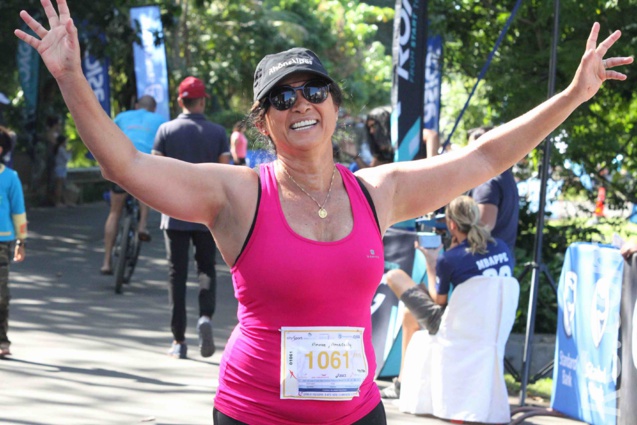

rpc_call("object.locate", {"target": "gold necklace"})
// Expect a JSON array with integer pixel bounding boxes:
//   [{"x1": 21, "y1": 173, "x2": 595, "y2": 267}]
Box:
[{"x1": 281, "y1": 164, "x2": 337, "y2": 219}]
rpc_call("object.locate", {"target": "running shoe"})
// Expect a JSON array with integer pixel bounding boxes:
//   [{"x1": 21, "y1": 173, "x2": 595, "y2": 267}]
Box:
[
  {"x1": 0, "y1": 343, "x2": 11, "y2": 359},
  {"x1": 380, "y1": 377, "x2": 401, "y2": 399},
  {"x1": 197, "y1": 316, "x2": 215, "y2": 358},
  {"x1": 167, "y1": 342, "x2": 187, "y2": 359}
]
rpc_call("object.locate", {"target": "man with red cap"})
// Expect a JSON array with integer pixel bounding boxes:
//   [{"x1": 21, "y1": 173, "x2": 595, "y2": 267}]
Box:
[{"x1": 152, "y1": 76, "x2": 230, "y2": 359}]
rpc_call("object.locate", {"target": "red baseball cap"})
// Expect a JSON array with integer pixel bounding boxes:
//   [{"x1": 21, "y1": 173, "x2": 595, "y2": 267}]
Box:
[{"x1": 178, "y1": 76, "x2": 210, "y2": 99}]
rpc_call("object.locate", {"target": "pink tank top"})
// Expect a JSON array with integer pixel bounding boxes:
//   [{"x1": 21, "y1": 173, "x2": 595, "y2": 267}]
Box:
[{"x1": 214, "y1": 162, "x2": 384, "y2": 424}]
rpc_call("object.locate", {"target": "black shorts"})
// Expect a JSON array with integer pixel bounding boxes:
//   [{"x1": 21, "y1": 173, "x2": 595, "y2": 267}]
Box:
[
  {"x1": 213, "y1": 401, "x2": 386, "y2": 424},
  {"x1": 110, "y1": 183, "x2": 127, "y2": 195}
]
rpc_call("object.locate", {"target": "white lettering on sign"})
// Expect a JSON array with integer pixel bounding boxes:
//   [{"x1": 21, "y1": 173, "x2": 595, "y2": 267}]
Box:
[
  {"x1": 18, "y1": 42, "x2": 34, "y2": 88},
  {"x1": 83, "y1": 53, "x2": 105, "y2": 102},
  {"x1": 424, "y1": 43, "x2": 442, "y2": 127},
  {"x1": 559, "y1": 350, "x2": 578, "y2": 370},
  {"x1": 561, "y1": 369, "x2": 573, "y2": 387},
  {"x1": 396, "y1": 0, "x2": 413, "y2": 81}
]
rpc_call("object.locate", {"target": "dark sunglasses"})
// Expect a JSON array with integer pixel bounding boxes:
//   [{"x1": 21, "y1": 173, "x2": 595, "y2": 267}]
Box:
[{"x1": 266, "y1": 79, "x2": 331, "y2": 111}]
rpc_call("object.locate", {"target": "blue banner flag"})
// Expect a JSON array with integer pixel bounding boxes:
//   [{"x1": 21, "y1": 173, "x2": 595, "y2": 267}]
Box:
[
  {"x1": 391, "y1": 0, "x2": 428, "y2": 162},
  {"x1": 551, "y1": 242, "x2": 623, "y2": 424},
  {"x1": 82, "y1": 53, "x2": 111, "y2": 116},
  {"x1": 423, "y1": 35, "x2": 442, "y2": 132},
  {"x1": 16, "y1": 23, "x2": 40, "y2": 124},
  {"x1": 130, "y1": 6, "x2": 170, "y2": 120},
  {"x1": 78, "y1": 23, "x2": 111, "y2": 116}
]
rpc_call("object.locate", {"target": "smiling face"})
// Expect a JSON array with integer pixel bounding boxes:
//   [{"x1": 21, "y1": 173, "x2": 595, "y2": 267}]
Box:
[{"x1": 260, "y1": 72, "x2": 339, "y2": 156}]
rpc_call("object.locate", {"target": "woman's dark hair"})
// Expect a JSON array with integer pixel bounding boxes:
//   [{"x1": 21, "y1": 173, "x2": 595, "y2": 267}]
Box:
[
  {"x1": 53, "y1": 134, "x2": 67, "y2": 156},
  {"x1": 233, "y1": 121, "x2": 245, "y2": 132},
  {"x1": 0, "y1": 126, "x2": 14, "y2": 164},
  {"x1": 365, "y1": 106, "x2": 393, "y2": 163},
  {"x1": 46, "y1": 115, "x2": 61, "y2": 129},
  {"x1": 467, "y1": 126, "x2": 494, "y2": 143}
]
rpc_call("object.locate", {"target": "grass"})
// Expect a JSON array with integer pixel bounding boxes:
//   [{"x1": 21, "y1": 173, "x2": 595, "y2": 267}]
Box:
[{"x1": 505, "y1": 374, "x2": 553, "y2": 403}]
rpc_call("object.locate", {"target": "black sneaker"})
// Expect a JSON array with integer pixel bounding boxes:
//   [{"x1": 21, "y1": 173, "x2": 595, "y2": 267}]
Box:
[{"x1": 380, "y1": 378, "x2": 401, "y2": 399}]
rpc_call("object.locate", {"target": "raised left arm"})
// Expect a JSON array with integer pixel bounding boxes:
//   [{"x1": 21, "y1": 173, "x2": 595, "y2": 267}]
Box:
[{"x1": 358, "y1": 23, "x2": 632, "y2": 231}]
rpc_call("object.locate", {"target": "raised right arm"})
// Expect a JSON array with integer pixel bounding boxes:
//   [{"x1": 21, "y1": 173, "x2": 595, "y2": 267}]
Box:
[{"x1": 15, "y1": 1, "x2": 256, "y2": 265}]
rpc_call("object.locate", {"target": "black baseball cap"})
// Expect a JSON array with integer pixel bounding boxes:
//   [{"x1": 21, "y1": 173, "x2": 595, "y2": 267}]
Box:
[{"x1": 253, "y1": 47, "x2": 335, "y2": 102}]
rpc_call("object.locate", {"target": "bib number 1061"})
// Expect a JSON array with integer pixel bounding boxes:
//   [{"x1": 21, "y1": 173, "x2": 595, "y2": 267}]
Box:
[{"x1": 305, "y1": 350, "x2": 349, "y2": 370}]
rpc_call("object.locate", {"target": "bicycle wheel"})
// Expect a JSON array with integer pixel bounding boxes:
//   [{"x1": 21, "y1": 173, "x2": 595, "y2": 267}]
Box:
[
  {"x1": 114, "y1": 216, "x2": 132, "y2": 294},
  {"x1": 123, "y1": 233, "x2": 141, "y2": 284}
]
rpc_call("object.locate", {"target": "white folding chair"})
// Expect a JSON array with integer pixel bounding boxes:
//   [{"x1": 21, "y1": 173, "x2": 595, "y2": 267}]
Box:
[{"x1": 398, "y1": 275, "x2": 520, "y2": 424}]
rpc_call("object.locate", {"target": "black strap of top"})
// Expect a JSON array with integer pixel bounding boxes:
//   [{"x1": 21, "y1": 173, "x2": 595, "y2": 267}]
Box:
[
  {"x1": 355, "y1": 176, "x2": 380, "y2": 232},
  {"x1": 235, "y1": 174, "x2": 261, "y2": 264}
]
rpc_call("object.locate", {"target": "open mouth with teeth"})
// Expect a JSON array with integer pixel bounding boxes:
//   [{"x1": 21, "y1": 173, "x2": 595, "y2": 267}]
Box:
[{"x1": 291, "y1": 119, "x2": 318, "y2": 130}]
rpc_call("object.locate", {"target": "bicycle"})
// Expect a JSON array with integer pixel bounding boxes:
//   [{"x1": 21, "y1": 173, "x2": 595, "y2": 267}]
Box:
[{"x1": 112, "y1": 195, "x2": 142, "y2": 294}]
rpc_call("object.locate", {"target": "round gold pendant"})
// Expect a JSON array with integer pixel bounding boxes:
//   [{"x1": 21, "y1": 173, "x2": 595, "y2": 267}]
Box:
[{"x1": 318, "y1": 208, "x2": 328, "y2": 219}]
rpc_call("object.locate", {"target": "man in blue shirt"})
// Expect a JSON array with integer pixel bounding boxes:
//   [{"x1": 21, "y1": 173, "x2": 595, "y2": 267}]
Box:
[{"x1": 101, "y1": 95, "x2": 166, "y2": 275}]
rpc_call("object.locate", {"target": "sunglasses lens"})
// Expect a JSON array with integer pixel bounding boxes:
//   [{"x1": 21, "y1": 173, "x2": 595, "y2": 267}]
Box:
[
  {"x1": 268, "y1": 80, "x2": 330, "y2": 111},
  {"x1": 303, "y1": 83, "x2": 329, "y2": 104},
  {"x1": 269, "y1": 88, "x2": 297, "y2": 111}
]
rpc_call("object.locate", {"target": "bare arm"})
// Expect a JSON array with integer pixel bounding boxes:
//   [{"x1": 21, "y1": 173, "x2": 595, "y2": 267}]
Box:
[
  {"x1": 14, "y1": 1, "x2": 245, "y2": 230},
  {"x1": 620, "y1": 240, "x2": 637, "y2": 260},
  {"x1": 219, "y1": 152, "x2": 232, "y2": 165},
  {"x1": 477, "y1": 204, "x2": 498, "y2": 231},
  {"x1": 419, "y1": 245, "x2": 447, "y2": 306},
  {"x1": 422, "y1": 128, "x2": 440, "y2": 158},
  {"x1": 356, "y1": 23, "x2": 632, "y2": 233},
  {"x1": 230, "y1": 133, "x2": 239, "y2": 162},
  {"x1": 14, "y1": 1, "x2": 260, "y2": 266}
]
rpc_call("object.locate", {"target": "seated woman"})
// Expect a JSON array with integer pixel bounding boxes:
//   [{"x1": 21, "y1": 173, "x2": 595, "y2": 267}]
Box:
[{"x1": 381, "y1": 195, "x2": 514, "y2": 399}]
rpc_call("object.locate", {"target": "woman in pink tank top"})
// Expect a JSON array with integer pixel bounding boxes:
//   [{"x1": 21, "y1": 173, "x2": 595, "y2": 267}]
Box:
[
  {"x1": 230, "y1": 121, "x2": 248, "y2": 166},
  {"x1": 19, "y1": 4, "x2": 632, "y2": 422}
]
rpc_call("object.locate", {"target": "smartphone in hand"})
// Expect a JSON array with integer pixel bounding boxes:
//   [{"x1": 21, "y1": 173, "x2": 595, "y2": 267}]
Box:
[{"x1": 418, "y1": 232, "x2": 442, "y2": 249}]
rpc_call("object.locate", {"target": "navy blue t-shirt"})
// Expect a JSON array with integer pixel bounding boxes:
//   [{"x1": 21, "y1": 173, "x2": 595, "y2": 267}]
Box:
[
  {"x1": 153, "y1": 113, "x2": 229, "y2": 231},
  {"x1": 435, "y1": 238, "x2": 513, "y2": 296},
  {"x1": 468, "y1": 168, "x2": 519, "y2": 253}
]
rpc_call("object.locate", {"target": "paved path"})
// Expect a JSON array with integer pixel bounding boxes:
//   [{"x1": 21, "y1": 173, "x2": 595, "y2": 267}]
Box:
[{"x1": 0, "y1": 202, "x2": 586, "y2": 424}]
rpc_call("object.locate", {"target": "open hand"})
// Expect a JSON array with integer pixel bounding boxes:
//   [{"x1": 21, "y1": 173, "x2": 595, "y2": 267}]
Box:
[
  {"x1": 620, "y1": 241, "x2": 637, "y2": 261},
  {"x1": 571, "y1": 22, "x2": 633, "y2": 103},
  {"x1": 14, "y1": 0, "x2": 81, "y2": 82},
  {"x1": 415, "y1": 241, "x2": 442, "y2": 267}
]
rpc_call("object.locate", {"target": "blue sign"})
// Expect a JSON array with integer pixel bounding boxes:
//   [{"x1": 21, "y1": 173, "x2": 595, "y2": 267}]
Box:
[
  {"x1": 16, "y1": 23, "x2": 40, "y2": 124},
  {"x1": 82, "y1": 52, "x2": 111, "y2": 116},
  {"x1": 423, "y1": 35, "x2": 442, "y2": 132},
  {"x1": 78, "y1": 23, "x2": 111, "y2": 116},
  {"x1": 551, "y1": 242, "x2": 623, "y2": 425},
  {"x1": 130, "y1": 6, "x2": 170, "y2": 121},
  {"x1": 391, "y1": 0, "x2": 428, "y2": 162}
]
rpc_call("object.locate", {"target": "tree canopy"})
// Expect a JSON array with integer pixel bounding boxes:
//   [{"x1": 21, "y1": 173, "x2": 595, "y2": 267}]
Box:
[{"x1": 0, "y1": 0, "x2": 636, "y2": 209}]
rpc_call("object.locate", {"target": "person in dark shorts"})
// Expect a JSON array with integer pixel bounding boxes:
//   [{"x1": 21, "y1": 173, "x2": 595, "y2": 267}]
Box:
[{"x1": 101, "y1": 95, "x2": 166, "y2": 274}]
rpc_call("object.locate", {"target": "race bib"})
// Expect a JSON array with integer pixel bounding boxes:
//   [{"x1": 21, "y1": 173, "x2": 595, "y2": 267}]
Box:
[{"x1": 280, "y1": 326, "x2": 368, "y2": 400}]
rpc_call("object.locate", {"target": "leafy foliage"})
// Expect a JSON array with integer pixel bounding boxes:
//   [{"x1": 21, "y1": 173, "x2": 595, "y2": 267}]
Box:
[{"x1": 1, "y1": 0, "x2": 637, "y2": 213}]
